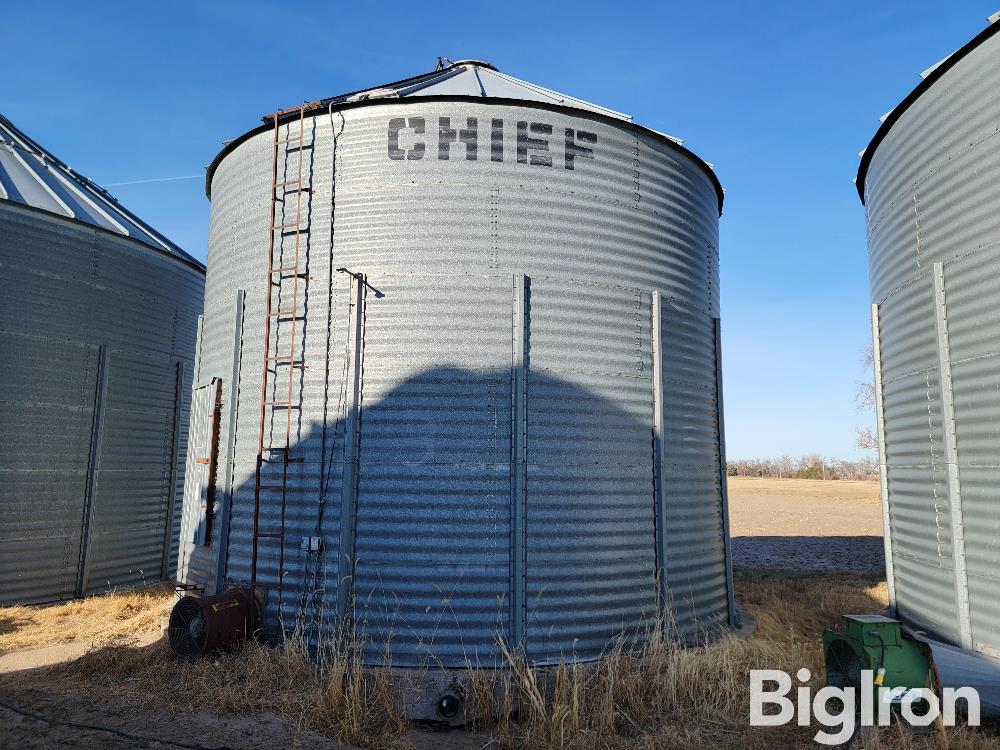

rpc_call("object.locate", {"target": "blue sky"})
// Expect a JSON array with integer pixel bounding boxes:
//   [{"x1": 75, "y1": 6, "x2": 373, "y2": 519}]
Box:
[{"x1": 6, "y1": 2, "x2": 996, "y2": 460}]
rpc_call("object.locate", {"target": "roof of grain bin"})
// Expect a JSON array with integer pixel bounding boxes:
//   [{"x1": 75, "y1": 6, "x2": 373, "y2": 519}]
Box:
[
  {"x1": 205, "y1": 59, "x2": 724, "y2": 213},
  {"x1": 856, "y1": 14, "x2": 1000, "y2": 204},
  {"x1": 0, "y1": 113, "x2": 202, "y2": 268},
  {"x1": 322, "y1": 58, "x2": 634, "y2": 120}
]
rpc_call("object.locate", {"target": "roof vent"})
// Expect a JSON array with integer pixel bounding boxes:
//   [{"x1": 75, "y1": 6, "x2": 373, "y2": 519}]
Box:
[
  {"x1": 447, "y1": 59, "x2": 498, "y2": 71},
  {"x1": 345, "y1": 87, "x2": 400, "y2": 102}
]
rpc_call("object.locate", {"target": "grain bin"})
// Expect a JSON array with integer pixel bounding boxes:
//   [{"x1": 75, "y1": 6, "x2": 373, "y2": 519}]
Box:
[
  {"x1": 858, "y1": 14, "x2": 1000, "y2": 703},
  {"x1": 177, "y1": 60, "x2": 734, "y2": 675},
  {"x1": 0, "y1": 114, "x2": 205, "y2": 605}
]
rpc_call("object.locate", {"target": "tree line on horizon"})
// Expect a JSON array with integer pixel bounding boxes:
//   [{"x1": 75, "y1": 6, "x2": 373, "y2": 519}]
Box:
[
  {"x1": 727, "y1": 347, "x2": 881, "y2": 481},
  {"x1": 727, "y1": 453, "x2": 878, "y2": 481}
]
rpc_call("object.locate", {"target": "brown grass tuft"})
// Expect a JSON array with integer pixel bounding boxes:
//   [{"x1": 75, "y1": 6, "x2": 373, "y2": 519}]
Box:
[{"x1": 0, "y1": 584, "x2": 173, "y2": 654}]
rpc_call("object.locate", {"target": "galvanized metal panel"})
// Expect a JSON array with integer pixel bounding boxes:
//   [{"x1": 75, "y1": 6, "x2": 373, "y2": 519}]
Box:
[
  {"x1": 876, "y1": 274, "x2": 937, "y2": 383},
  {"x1": 940, "y1": 243, "x2": 1000, "y2": 363},
  {"x1": 659, "y1": 297, "x2": 728, "y2": 638},
  {"x1": 957, "y1": 462, "x2": 1000, "y2": 544},
  {"x1": 191, "y1": 95, "x2": 727, "y2": 665},
  {"x1": 0, "y1": 200, "x2": 203, "y2": 604},
  {"x1": 525, "y1": 278, "x2": 656, "y2": 661},
  {"x1": 526, "y1": 463, "x2": 656, "y2": 661},
  {"x1": 880, "y1": 369, "x2": 944, "y2": 468},
  {"x1": 0, "y1": 328, "x2": 103, "y2": 605},
  {"x1": 863, "y1": 26, "x2": 1000, "y2": 658},
  {"x1": 892, "y1": 546, "x2": 960, "y2": 642},
  {"x1": 351, "y1": 274, "x2": 510, "y2": 665},
  {"x1": 82, "y1": 348, "x2": 182, "y2": 595}
]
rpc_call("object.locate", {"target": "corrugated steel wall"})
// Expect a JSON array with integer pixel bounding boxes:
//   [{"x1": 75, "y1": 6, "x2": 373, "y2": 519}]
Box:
[
  {"x1": 180, "y1": 99, "x2": 731, "y2": 667},
  {"x1": 863, "y1": 31, "x2": 1000, "y2": 655},
  {"x1": 0, "y1": 202, "x2": 204, "y2": 604}
]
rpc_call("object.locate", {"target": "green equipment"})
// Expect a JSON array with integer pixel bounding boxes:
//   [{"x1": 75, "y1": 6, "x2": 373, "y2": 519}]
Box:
[{"x1": 824, "y1": 615, "x2": 934, "y2": 700}]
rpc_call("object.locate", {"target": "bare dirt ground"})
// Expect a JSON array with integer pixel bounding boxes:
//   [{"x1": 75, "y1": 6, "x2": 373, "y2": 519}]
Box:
[
  {"x1": 0, "y1": 689, "x2": 485, "y2": 750},
  {"x1": 728, "y1": 477, "x2": 885, "y2": 574}
]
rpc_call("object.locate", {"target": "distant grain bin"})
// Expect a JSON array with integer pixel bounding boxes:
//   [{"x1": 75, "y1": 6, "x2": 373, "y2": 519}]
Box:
[
  {"x1": 178, "y1": 60, "x2": 734, "y2": 670},
  {"x1": 0, "y1": 114, "x2": 205, "y2": 604},
  {"x1": 858, "y1": 16, "x2": 1000, "y2": 665}
]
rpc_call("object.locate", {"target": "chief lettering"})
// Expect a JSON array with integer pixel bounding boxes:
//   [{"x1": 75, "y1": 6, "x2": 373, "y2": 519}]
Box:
[{"x1": 388, "y1": 116, "x2": 597, "y2": 169}]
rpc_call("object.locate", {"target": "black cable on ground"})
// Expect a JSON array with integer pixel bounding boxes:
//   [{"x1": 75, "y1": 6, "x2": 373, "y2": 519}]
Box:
[{"x1": 0, "y1": 694, "x2": 243, "y2": 750}]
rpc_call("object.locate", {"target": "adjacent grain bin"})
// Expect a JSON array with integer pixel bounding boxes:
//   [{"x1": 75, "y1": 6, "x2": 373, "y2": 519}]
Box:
[
  {"x1": 0, "y1": 114, "x2": 205, "y2": 604},
  {"x1": 858, "y1": 14, "x2": 1000, "y2": 692},
  {"x1": 178, "y1": 60, "x2": 734, "y2": 673}
]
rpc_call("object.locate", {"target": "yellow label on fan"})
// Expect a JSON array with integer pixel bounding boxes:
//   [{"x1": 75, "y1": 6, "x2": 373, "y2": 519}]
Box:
[{"x1": 211, "y1": 599, "x2": 240, "y2": 612}]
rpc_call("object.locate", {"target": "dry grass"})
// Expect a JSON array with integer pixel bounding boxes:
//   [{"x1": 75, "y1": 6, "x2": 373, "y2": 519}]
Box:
[
  {"x1": 3, "y1": 572, "x2": 993, "y2": 749},
  {"x1": 729, "y1": 476, "x2": 881, "y2": 503},
  {"x1": 0, "y1": 583, "x2": 173, "y2": 654},
  {"x1": 35, "y1": 632, "x2": 409, "y2": 749}
]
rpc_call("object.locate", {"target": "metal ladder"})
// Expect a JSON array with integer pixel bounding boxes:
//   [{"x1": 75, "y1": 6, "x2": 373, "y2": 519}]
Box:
[{"x1": 250, "y1": 103, "x2": 319, "y2": 609}]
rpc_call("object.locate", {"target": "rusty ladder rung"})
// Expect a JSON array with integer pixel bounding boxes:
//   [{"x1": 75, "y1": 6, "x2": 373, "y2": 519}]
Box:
[
  {"x1": 260, "y1": 459, "x2": 303, "y2": 467},
  {"x1": 267, "y1": 366, "x2": 306, "y2": 373},
  {"x1": 262, "y1": 447, "x2": 297, "y2": 455}
]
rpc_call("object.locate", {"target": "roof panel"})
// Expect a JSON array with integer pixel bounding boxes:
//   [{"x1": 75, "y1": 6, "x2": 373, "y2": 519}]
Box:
[
  {"x1": 323, "y1": 59, "x2": 634, "y2": 122},
  {"x1": 0, "y1": 113, "x2": 202, "y2": 267}
]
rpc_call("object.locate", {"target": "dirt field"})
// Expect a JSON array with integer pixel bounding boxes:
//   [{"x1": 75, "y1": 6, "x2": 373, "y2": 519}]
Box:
[{"x1": 729, "y1": 477, "x2": 885, "y2": 574}]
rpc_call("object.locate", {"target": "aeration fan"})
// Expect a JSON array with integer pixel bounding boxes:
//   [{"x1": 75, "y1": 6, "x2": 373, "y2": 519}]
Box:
[
  {"x1": 824, "y1": 614, "x2": 934, "y2": 705},
  {"x1": 167, "y1": 588, "x2": 256, "y2": 659}
]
